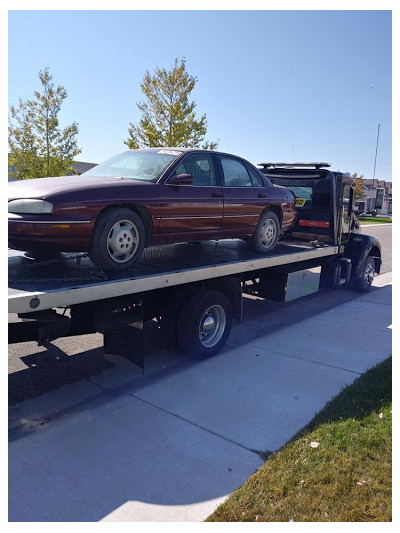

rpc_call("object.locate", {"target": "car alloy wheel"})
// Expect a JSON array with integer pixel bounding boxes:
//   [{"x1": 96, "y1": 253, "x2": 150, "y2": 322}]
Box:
[
  {"x1": 260, "y1": 218, "x2": 278, "y2": 249},
  {"x1": 89, "y1": 207, "x2": 146, "y2": 271},
  {"x1": 107, "y1": 219, "x2": 139, "y2": 264},
  {"x1": 248, "y1": 210, "x2": 280, "y2": 253}
]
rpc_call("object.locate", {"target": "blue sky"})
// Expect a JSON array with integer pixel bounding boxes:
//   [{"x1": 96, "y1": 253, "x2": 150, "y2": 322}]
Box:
[{"x1": 8, "y1": 9, "x2": 392, "y2": 180}]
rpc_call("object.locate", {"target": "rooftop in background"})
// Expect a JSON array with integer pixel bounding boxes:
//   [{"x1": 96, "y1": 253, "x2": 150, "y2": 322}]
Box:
[
  {"x1": 68, "y1": 161, "x2": 98, "y2": 175},
  {"x1": 8, "y1": 159, "x2": 98, "y2": 180},
  {"x1": 361, "y1": 178, "x2": 392, "y2": 193}
]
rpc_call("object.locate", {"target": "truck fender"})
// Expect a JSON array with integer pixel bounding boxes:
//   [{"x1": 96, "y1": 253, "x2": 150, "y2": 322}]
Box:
[
  {"x1": 348, "y1": 233, "x2": 382, "y2": 277},
  {"x1": 203, "y1": 275, "x2": 243, "y2": 320}
]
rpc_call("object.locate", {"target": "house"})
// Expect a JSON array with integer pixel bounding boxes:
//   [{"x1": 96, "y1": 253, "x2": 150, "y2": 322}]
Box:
[
  {"x1": 67, "y1": 161, "x2": 98, "y2": 175},
  {"x1": 355, "y1": 178, "x2": 392, "y2": 215},
  {"x1": 8, "y1": 158, "x2": 97, "y2": 180}
]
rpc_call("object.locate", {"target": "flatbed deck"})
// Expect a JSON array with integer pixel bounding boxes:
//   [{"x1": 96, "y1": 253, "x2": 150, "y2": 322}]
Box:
[{"x1": 8, "y1": 239, "x2": 338, "y2": 314}]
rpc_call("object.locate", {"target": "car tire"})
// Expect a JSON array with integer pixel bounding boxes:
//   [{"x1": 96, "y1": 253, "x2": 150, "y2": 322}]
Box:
[
  {"x1": 247, "y1": 210, "x2": 280, "y2": 253},
  {"x1": 89, "y1": 207, "x2": 146, "y2": 271},
  {"x1": 353, "y1": 256, "x2": 376, "y2": 292},
  {"x1": 176, "y1": 289, "x2": 232, "y2": 359}
]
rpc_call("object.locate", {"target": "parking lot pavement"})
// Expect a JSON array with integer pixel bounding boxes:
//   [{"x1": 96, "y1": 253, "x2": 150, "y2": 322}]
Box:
[{"x1": 8, "y1": 273, "x2": 392, "y2": 522}]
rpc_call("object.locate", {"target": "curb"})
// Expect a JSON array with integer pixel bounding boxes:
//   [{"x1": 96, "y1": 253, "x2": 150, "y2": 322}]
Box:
[{"x1": 361, "y1": 223, "x2": 392, "y2": 227}]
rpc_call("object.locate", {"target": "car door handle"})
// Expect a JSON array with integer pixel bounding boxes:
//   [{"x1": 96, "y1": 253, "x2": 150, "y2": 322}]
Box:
[
  {"x1": 258, "y1": 193, "x2": 267, "y2": 198},
  {"x1": 211, "y1": 193, "x2": 223, "y2": 198}
]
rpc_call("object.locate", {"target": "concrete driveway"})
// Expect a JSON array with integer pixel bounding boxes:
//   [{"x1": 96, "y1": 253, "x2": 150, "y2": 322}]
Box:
[{"x1": 8, "y1": 273, "x2": 392, "y2": 522}]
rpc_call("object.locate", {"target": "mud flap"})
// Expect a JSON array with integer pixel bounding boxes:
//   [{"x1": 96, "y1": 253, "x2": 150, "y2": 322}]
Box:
[{"x1": 103, "y1": 300, "x2": 146, "y2": 370}]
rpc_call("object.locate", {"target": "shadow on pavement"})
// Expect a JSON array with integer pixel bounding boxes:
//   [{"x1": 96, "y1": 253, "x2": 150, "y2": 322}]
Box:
[
  {"x1": 8, "y1": 284, "x2": 391, "y2": 405},
  {"x1": 8, "y1": 284, "x2": 392, "y2": 522}
]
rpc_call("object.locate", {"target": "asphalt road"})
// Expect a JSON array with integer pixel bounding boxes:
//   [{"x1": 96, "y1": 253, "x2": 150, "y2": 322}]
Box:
[
  {"x1": 8, "y1": 224, "x2": 392, "y2": 405},
  {"x1": 361, "y1": 224, "x2": 392, "y2": 273}
]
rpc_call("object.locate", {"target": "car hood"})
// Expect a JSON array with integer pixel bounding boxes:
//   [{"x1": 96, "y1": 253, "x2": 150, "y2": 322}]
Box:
[{"x1": 8, "y1": 175, "x2": 152, "y2": 201}]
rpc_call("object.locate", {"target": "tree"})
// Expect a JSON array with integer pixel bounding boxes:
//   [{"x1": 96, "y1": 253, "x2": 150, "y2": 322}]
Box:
[
  {"x1": 125, "y1": 58, "x2": 218, "y2": 150},
  {"x1": 352, "y1": 172, "x2": 366, "y2": 200},
  {"x1": 8, "y1": 68, "x2": 81, "y2": 180}
]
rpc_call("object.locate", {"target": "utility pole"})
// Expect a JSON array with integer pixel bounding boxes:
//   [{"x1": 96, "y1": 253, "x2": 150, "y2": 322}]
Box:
[{"x1": 372, "y1": 123, "x2": 380, "y2": 209}]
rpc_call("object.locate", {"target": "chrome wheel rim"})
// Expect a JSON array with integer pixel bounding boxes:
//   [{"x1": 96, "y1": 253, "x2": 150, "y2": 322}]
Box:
[
  {"x1": 364, "y1": 262, "x2": 375, "y2": 284},
  {"x1": 260, "y1": 218, "x2": 277, "y2": 249},
  {"x1": 107, "y1": 219, "x2": 139, "y2": 263},
  {"x1": 199, "y1": 305, "x2": 226, "y2": 348}
]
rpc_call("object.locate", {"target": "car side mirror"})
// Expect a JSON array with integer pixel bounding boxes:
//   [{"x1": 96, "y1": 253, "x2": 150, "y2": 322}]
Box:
[{"x1": 168, "y1": 173, "x2": 194, "y2": 185}]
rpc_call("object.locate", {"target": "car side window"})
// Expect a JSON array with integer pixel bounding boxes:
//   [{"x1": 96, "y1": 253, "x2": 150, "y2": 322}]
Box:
[
  {"x1": 220, "y1": 157, "x2": 253, "y2": 187},
  {"x1": 246, "y1": 165, "x2": 265, "y2": 187},
  {"x1": 175, "y1": 154, "x2": 216, "y2": 186}
]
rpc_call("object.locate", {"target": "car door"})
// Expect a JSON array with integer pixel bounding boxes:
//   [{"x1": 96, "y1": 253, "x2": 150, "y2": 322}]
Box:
[
  {"x1": 157, "y1": 152, "x2": 223, "y2": 244},
  {"x1": 217, "y1": 155, "x2": 267, "y2": 236}
]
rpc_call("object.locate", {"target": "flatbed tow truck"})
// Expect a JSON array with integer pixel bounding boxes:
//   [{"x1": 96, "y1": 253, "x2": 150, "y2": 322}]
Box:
[{"x1": 8, "y1": 163, "x2": 382, "y2": 367}]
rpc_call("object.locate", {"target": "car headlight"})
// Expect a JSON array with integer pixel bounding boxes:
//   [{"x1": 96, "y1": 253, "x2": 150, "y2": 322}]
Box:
[{"x1": 8, "y1": 199, "x2": 54, "y2": 214}]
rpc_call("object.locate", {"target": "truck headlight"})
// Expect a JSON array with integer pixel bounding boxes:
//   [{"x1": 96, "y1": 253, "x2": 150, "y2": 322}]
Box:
[{"x1": 8, "y1": 199, "x2": 54, "y2": 214}]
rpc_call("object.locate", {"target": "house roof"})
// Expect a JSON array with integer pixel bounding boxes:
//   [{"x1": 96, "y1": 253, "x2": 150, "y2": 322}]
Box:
[{"x1": 69, "y1": 161, "x2": 97, "y2": 175}]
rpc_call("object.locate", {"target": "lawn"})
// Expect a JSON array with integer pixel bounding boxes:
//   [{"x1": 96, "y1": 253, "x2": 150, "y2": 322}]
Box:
[
  {"x1": 358, "y1": 217, "x2": 392, "y2": 225},
  {"x1": 206, "y1": 357, "x2": 392, "y2": 522}
]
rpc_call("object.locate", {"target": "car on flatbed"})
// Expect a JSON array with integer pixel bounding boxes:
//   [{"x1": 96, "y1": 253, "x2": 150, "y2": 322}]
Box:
[
  {"x1": 8, "y1": 148, "x2": 296, "y2": 271},
  {"x1": 8, "y1": 162, "x2": 382, "y2": 362}
]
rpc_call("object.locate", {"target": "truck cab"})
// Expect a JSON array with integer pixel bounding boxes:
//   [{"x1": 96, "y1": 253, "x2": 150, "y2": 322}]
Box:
[{"x1": 259, "y1": 162, "x2": 382, "y2": 290}]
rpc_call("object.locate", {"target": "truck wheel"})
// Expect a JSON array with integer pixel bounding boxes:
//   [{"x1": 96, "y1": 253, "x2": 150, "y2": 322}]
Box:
[
  {"x1": 248, "y1": 210, "x2": 280, "y2": 253},
  {"x1": 353, "y1": 256, "x2": 375, "y2": 292},
  {"x1": 159, "y1": 290, "x2": 194, "y2": 349},
  {"x1": 176, "y1": 289, "x2": 232, "y2": 359},
  {"x1": 89, "y1": 208, "x2": 145, "y2": 271}
]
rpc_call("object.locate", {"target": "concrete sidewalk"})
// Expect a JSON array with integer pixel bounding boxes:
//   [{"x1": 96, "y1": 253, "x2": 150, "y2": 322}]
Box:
[{"x1": 8, "y1": 273, "x2": 392, "y2": 522}]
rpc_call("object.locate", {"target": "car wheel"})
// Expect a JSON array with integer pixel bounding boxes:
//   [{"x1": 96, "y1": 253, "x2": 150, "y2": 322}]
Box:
[
  {"x1": 353, "y1": 256, "x2": 375, "y2": 292},
  {"x1": 248, "y1": 210, "x2": 280, "y2": 253},
  {"x1": 176, "y1": 289, "x2": 232, "y2": 359},
  {"x1": 89, "y1": 208, "x2": 145, "y2": 271}
]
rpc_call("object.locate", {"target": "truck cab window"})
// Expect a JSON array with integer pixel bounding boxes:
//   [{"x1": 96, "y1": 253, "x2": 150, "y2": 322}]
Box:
[{"x1": 342, "y1": 184, "x2": 352, "y2": 213}]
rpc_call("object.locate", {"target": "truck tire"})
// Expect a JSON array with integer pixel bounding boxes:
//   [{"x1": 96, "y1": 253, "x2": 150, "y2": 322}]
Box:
[
  {"x1": 176, "y1": 289, "x2": 232, "y2": 359},
  {"x1": 353, "y1": 256, "x2": 375, "y2": 292},
  {"x1": 159, "y1": 290, "x2": 194, "y2": 349},
  {"x1": 247, "y1": 210, "x2": 280, "y2": 253},
  {"x1": 89, "y1": 208, "x2": 146, "y2": 271}
]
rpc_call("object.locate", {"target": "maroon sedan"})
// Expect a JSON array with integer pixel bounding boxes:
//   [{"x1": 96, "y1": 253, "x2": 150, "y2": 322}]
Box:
[{"x1": 8, "y1": 148, "x2": 296, "y2": 271}]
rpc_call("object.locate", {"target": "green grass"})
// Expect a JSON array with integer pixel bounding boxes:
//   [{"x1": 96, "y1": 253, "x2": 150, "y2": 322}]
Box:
[
  {"x1": 358, "y1": 217, "x2": 392, "y2": 224},
  {"x1": 206, "y1": 357, "x2": 392, "y2": 522}
]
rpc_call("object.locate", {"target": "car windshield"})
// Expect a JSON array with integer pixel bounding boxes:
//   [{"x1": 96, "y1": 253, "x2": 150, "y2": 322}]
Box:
[{"x1": 83, "y1": 149, "x2": 182, "y2": 181}]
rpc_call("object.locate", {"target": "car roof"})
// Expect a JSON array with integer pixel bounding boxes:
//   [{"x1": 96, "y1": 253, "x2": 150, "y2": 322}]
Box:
[{"x1": 129, "y1": 147, "x2": 251, "y2": 159}]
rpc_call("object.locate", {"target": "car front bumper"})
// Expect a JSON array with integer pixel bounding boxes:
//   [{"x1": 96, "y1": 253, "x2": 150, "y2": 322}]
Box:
[{"x1": 8, "y1": 213, "x2": 94, "y2": 252}]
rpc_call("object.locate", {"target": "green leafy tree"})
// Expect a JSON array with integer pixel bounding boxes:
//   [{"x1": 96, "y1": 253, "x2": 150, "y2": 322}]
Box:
[
  {"x1": 352, "y1": 172, "x2": 366, "y2": 200},
  {"x1": 8, "y1": 68, "x2": 81, "y2": 180},
  {"x1": 125, "y1": 58, "x2": 218, "y2": 150}
]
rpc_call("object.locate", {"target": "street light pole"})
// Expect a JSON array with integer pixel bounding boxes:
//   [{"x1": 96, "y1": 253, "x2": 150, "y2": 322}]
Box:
[{"x1": 372, "y1": 123, "x2": 380, "y2": 209}]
